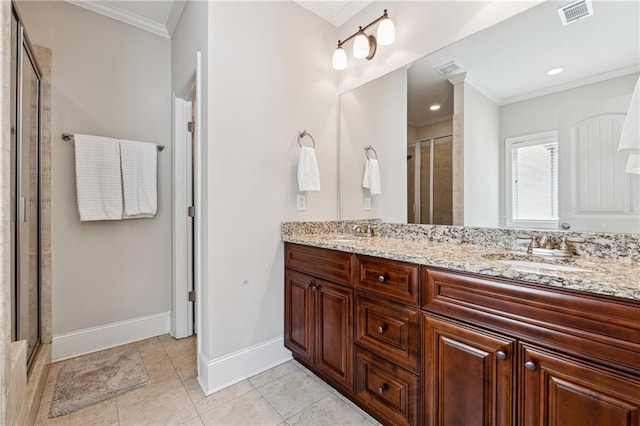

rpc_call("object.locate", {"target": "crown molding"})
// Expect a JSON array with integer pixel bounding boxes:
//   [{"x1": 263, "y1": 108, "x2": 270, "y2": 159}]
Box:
[
  {"x1": 464, "y1": 74, "x2": 502, "y2": 106},
  {"x1": 65, "y1": 0, "x2": 170, "y2": 39},
  {"x1": 295, "y1": 1, "x2": 373, "y2": 27},
  {"x1": 166, "y1": 1, "x2": 186, "y2": 38}
]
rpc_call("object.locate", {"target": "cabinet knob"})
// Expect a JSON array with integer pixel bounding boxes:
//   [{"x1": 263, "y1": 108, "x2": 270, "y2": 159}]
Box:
[
  {"x1": 496, "y1": 350, "x2": 507, "y2": 360},
  {"x1": 524, "y1": 361, "x2": 537, "y2": 371},
  {"x1": 378, "y1": 274, "x2": 386, "y2": 282},
  {"x1": 376, "y1": 384, "x2": 387, "y2": 395},
  {"x1": 376, "y1": 324, "x2": 387, "y2": 333}
]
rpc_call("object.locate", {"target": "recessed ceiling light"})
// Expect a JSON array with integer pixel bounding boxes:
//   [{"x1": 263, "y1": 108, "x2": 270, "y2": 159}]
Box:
[
  {"x1": 547, "y1": 67, "x2": 564, "y2": 76},
  {"x1": 430, "y1": 104, "x2": 441, "y2": 111}
]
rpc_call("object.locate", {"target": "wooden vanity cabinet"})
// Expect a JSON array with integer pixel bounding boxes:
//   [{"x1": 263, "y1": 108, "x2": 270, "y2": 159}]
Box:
[
  {"x1": 422, "y1": 267, "x2": 640, "y2": 426},
  {"x1": 354, "y1": 256, "x2": 421, "y2": 425},
  {"x1": 284, "y1": 244, "x2": 355, "y2": 395}
]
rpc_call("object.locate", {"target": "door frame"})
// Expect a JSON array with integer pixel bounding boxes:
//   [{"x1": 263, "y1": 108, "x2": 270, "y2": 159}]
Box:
[{"x1": 172, "y1": 52, "x2": 202, "y2": 339}]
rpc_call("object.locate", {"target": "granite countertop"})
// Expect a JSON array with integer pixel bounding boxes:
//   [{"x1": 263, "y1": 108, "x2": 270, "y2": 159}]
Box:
[{"x1": 282, "y1": 233, "x2": 640, "y2": 302}]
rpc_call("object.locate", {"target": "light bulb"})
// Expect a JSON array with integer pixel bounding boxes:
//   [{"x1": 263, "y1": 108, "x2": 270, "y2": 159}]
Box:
[
  {"x1": 332, "y1": 46, "x2": 347, "y2": 70},
  {"x1": 377, "y1": 16, "x2": 395, "y2": 46},
  {"x1": 353, "y1": 30, "x2": 369, "y2": 59}
]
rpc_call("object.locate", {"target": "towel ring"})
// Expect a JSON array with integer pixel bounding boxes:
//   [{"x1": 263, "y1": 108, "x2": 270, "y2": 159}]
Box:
[
  {"x1": 298, "y1": 130, "x2": 316, "y2": 148},
  {"x1": 365, "y1": 145, "x2": 378, "y2": 160}
]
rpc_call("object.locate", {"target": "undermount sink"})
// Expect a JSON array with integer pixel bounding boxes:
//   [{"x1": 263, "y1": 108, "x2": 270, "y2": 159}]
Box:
[
  {"x1": 497, "y1": 260, "x2": 590, "y2": 273},
  {"x1": 326, "y1": 235, "x2": 363, "y2": 243},
  {"x1": 481, "y1": 253, "x2": 592, "y2": 273}
]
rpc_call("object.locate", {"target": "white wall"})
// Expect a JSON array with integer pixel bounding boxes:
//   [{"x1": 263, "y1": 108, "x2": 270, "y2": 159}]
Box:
[
  {"x1": 340, "y1": 68, "x2": 407, "y2": 222},
  {"x1": 17, "y1": 2, "x2": 172, "y2": 338},
  {"x1": 498, "y1": 73, "x2": 639, "y2": 225},
  {"x1": 464, "y1": 81, "x2": 500, "y2": 226},
  {"x1": 337, "y1": 1, "x2": 541, "y2": 93},
  {"x1": 204, "y1": 1, "x2": 338, "y2": 374}
]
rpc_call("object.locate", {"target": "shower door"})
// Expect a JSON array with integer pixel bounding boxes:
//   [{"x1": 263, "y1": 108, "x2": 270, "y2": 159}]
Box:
[{"x1": 10, "y1": 6, "x2": 42, "y2": 371}]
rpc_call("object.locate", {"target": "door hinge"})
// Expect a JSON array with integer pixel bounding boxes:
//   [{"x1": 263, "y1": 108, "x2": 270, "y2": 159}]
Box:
[
  {"x1": 188, "y1": 290, "x2": 196, "y2": 302},
  {"x1": 187, "y1": 121, "x2": 195, "y2": 133},
  {"x1": 187, "y1": 206, "x2": 195, "y2": 218}
]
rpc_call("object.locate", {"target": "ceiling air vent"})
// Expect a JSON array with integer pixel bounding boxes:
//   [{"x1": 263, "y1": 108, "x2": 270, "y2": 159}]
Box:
[
  {"x1": 558, "y1": 0, "x2": 594, "y2": 26},
  {"x1": 434, "y1": 61, "x2": 462, "y2": 77}
]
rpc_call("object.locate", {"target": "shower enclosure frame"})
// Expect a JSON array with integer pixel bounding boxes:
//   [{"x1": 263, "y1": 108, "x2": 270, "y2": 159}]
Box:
[
  {"x1": 11, "y1": 2, "x2": 43, "y2": 372},
  {"x1": 408, "y1": 133, "x2": 453, "y2": 225}
]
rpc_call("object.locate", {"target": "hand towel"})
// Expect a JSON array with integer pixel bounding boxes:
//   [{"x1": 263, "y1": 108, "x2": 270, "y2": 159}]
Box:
[
  {"x1": 625, "y1": 154, "x2": 640, "y2": 174},
  {"x1": 120, "y1": 140, "x2": 158, "y2": 219},
  {"x1": 74, "y1": 134, "x2": 123, "y2": 221},
  {"x1": 362, "y1": 158, "x2": 382, "y2": 195},
  {"x1": 297, "y1": 147, "x2": 321, "y2": 192}
]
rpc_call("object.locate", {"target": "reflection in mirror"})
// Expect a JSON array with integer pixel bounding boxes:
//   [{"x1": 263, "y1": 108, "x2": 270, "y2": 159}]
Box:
[{"x1": 339, "y1": 0, "x2": 640, "y2": 233}]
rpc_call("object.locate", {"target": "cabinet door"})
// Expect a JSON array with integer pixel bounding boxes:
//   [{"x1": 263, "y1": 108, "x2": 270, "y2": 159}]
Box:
[
  {"x1": 519, "y1": 343, "x2": 640, "y2": 426},
  {"x1": 284, "y1": 270, "x2": 315, "y2": 366},
  {"x1": 315, "y1": 279, "x2": 354, "y2": 394},
  {"x1": 424, "y1": 314, "x2": 516, "y2": 426}
]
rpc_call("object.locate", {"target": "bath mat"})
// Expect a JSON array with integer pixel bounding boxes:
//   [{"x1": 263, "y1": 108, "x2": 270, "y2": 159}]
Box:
[{"x1": 49, "y1": 346, "x2": 148, "y2": 418}]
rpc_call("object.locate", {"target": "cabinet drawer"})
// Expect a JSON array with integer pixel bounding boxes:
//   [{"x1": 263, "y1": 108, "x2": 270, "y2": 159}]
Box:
[
  {"x1": 355, "y1": 349, "x2": 420, "y2": 426},
  {"x1": 356, "y1": 294, "x2": 420, "y2": 373},
  {"x1": 423, "y1": 267, "x2": 640, "y2": 376},
  {"x1": 356, "y1": 256, "x2": 419, "y2": 305},
  {"x1": 285, "y1": 243, "x2": 354, "y2": 286}
]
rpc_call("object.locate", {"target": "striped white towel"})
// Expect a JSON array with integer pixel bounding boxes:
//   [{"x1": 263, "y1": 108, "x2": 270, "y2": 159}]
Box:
[
  {"x1": 74, "y1": 134, "x2": 123, "y2": 221},
  {"x1": 120, "y1": 140, "x2": 158, "y2": 219}
]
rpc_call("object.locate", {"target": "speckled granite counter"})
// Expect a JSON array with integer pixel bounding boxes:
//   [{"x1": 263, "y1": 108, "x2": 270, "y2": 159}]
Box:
[{"x1": 282, "y1": 230, "x2": 640, "y2": 302}]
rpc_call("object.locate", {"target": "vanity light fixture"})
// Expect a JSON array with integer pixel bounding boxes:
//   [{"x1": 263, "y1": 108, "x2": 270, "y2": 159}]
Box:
[
  {"x1": 430, "y1": 104, "x2": 441, "y2": 111},
  {"x1": 332, "y1": 9, "x2": 395, "y2": 70},
  {"x1": 547, "y1": 67, "x2": 564, "y2": 75}
]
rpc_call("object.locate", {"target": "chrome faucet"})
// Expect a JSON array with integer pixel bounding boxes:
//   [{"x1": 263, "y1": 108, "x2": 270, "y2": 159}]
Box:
[{"x1": 353, "y1": 224, "x2": 377, "y2": 237}]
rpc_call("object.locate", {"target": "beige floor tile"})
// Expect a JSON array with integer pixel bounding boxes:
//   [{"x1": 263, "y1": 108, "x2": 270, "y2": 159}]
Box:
[
  {"x1": 133, "y1": 336, "x2": 163, "y2": 353},
  {"x1": 117, "y1": 370, "x2": 184, "y2": 408},
  {"x1": 287, "y1": 394, "x2": 373, "y2": 426},
  {"x1": 248, "y1": 361, "x2": 298, "y2": 388},
  {"x1": 180, "y1": 416, "x2": 204, "y2": 425},
  {"x1": 172, "y1": 351, "x2": 197, "y2": 381},
  {"x1": 199, "y1": 390, "x2": 284, "y2": 426},
  {"x1": 140, "y1": 347, "x2": 176, "y2": 378},
  {"x1": 35, "y1": 398, "x2": 117, "y2": 426},
  {"x1": 159, "y1": 334, "x2": 196, "y2": 361},
  {"x1": 118, "y1": 382, "x2": 198, "y2": 426},
  {"x1": 184, "y1": 378, "x2": 255, "y2": 415},
  {"x1": 257, "y1": 368, "x2": 330, "y2": 419}
]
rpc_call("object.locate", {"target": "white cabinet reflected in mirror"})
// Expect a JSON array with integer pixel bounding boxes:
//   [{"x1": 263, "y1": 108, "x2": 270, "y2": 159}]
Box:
[{"x1": 338, "y1": 0, "x2": 640, "y2": 233}]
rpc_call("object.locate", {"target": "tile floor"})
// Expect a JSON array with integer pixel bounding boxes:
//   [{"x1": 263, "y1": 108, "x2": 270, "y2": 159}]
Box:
[{"x1": 35, "y1": 335, "x2": 379, "y2": 425}]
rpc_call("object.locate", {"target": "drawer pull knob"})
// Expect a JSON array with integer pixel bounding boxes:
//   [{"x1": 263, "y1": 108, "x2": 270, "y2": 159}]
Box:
[
  {"x1": 496, "y1": 350, "x2": 507, "y2": 360},
  {"x1": 378, "y1": 274, "x2": 386, "y2": 282},
  {"x1": 376, "y1": 324, "x2": 387, "y2": 333},
  {"x1": 376, "y1": 385, "x2": 387, "y2": 395},
  {"x1": 524, "y1": 361, "x2": 537, "y2": 371}
]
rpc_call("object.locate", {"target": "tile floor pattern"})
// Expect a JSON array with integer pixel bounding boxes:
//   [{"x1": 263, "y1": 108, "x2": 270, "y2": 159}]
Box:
[{"x1": 35, "y1": 335, "x2": 380, "y2": 425}]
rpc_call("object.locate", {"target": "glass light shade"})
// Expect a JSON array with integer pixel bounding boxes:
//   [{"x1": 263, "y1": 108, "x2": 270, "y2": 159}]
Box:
[
  {"x1": 377, "y1": 17, "x2": 395, "y2": 46},
  {"x1": 353, "y1": 32, "x2": 370, "y2": 59},
  {"x1": 332, "y1": 47, "x2": 347, "y2": 70}
]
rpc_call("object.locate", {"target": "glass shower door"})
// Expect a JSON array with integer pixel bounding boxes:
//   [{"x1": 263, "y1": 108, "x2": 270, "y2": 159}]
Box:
[{"x1": 12, "y1": 10, "x2": 42, "y2": 370}]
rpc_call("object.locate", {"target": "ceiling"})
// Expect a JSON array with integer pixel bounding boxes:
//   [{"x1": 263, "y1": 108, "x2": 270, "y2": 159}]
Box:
[
  {"x1": 66, "y1": 0, "x2": 367, "y2": 38},
  {"x1": 407, "y1": 0, "x2": 640, "y2": 127}
]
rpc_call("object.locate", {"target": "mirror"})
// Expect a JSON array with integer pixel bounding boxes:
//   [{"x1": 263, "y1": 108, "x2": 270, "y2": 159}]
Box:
[{"x1": 339, "y1": 0, "x2": 640, "y2": 233}]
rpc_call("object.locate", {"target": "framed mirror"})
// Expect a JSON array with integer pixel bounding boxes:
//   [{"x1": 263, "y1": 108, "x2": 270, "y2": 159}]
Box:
[{"x1": 338, "y1": 0, "x2": 640, "y2": 233}]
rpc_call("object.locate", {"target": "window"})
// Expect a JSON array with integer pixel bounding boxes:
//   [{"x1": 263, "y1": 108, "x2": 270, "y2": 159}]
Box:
[{"x1": 505, "y1": 131, "x2": 558, "y2": 229}]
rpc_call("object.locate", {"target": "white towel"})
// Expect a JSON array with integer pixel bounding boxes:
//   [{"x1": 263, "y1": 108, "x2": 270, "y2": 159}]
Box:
[
  {"x1": 74, "y1": 134, "x2": 123, "y2": 221},
  {"x1": 362, "y1": 158, "x2": 382, "y2": 195},
  {"x1": 297, "y1": 147, "x2": 321, "y2": 192},
  {"x1": 120, "y1": 140, "x2": 158, "y2": 219}
]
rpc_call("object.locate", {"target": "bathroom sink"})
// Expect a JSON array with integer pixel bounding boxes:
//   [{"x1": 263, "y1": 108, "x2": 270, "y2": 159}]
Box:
[
  {"x1": 325, "y1": 235, "x2": 362, "y2": 243},
  {"x1": 497, "y1": 260, "x2": 590, "y2": 273},
  {"x1": 481, "y1": 253, "x2": 593, "y2": 273}
]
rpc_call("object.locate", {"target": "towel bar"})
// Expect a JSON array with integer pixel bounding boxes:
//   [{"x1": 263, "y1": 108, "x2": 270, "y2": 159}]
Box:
[{"x1": 62, "y1": 133, "x2": 165, "y2": 151}]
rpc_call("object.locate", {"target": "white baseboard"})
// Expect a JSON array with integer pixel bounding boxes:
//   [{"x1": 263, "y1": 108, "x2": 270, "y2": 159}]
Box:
[
  {"x1": 198, "y1": 335, "x2": 292, "y2": 395},
  {"x1": 52, "y1": 311, "x2": 171, "y2": 362}
]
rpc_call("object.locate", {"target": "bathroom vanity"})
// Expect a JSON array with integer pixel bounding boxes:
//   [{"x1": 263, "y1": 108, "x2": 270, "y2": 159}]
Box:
[{"x1": 282, "y1": 223, "x2": 640, "y2": 426}]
